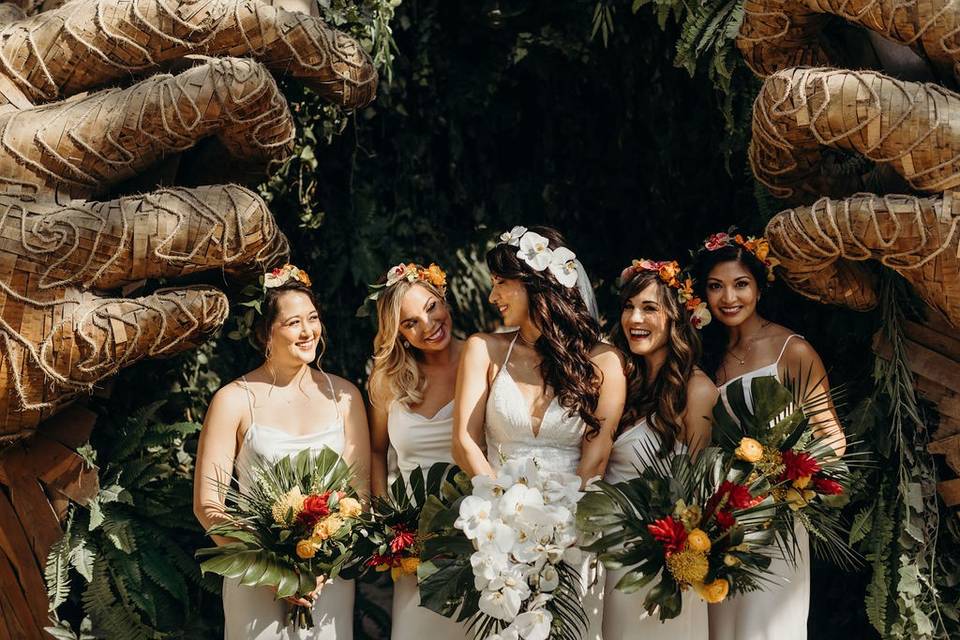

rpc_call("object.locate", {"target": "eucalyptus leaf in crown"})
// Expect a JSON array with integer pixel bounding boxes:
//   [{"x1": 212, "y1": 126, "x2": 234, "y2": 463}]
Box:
[
  {"x1": 195, "y1": 447, "x2": 366, "y2": 630},
  {"x1": 712, "y1": 373, "x2": 866, "y2": 567},
  {"x1": 577, "y1": 444, "x2": 783, "y2": 621}
]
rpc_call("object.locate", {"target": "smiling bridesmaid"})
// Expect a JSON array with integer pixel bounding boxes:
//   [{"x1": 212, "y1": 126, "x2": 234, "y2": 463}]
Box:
[{"x1": 365, "y1": 262, "x2": 467, "y2": 640}]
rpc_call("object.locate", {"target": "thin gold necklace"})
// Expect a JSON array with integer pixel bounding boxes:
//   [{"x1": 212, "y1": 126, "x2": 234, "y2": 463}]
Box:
[{"x1": 727, "y1": 321, "x2": 771, "y2": 366}]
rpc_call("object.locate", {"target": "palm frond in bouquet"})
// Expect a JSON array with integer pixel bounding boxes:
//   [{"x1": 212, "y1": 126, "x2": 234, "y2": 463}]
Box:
[
  {"x1": 712, "y1": 371, "x2": 869, "y2": 567},
  {"x1": 195, "y1": 446, "x2": 366, "y2": 629},
  {"x1": 577, "y1": 442, "x2": 783, "y2": 621},
  {"x1": 362, "y1": 462, "x2": 461, "y2": 581},
  {"x1": 418, "y1": 459, "x2": 588, "y2": 640}
]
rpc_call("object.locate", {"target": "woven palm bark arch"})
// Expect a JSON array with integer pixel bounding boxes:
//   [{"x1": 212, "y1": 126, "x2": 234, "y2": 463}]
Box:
[
  {"x1": 733, "y1": 0, "x2": 960, "y2": 508},
  {"x1": 0, "y1": 0, "x2": 377, "y2": 636}
]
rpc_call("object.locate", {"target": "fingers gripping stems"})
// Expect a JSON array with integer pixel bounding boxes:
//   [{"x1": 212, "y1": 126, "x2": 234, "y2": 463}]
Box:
[{"x1": 765, "y1": 192, "x2": 960, "y2": 323}]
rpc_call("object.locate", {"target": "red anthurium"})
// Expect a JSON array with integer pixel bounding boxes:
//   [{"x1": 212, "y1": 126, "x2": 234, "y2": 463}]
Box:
[
  {"x1": 390, "y1": 525, "x2": 417, "y2": 553},
  {"x1": 812, "y1": 476, "x2": 843, "y2": 495}
]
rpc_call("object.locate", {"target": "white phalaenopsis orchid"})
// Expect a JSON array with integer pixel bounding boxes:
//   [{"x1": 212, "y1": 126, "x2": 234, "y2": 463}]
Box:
[
  {"x1": 455, "y1": 459, "x2": 584, "y2": 633},
  {"x1": 547, "y1": 246, "x2": 579, "y2": 288},
  {"x1": 513, "y1": 609, "x2": 554, "y2": 640},
  {"x1": 517, "y1": 232, "x2": 553, "y2": 271},
  {"x1": 499, "y1": 226, "x2": 528, "y2": 247}
]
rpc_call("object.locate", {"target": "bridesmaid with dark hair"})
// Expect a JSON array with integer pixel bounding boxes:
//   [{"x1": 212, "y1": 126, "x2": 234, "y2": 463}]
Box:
[{"x1": 691, "y1": 232, "x2": 846, "y2": 640}]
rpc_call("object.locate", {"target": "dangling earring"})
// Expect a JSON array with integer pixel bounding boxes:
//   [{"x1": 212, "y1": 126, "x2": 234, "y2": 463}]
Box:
[{"x1": 402, "y1": 339, "x2": 411, "y2": 349}]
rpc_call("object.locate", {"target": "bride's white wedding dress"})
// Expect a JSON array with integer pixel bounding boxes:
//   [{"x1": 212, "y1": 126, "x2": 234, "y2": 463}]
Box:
[
  {"x1": 601, "y1": 418, "x2": 708, "y2": 640},
  {"x1": 484, "y1": 332, "x2": 603, "y2": 640},
  {"x1": 222, "y1": 373, "x2": 355, "y2": 640},
  {"x1": 708, "y1": 335, "x2": 810, "y2": 640},
  {"x1": 386, "y1": 400, "x2": 466, "y2": 640}
]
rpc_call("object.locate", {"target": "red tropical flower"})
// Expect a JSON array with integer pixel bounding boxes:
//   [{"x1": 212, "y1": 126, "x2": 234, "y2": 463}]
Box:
[
  {"x1": 647, "y1": 516, "x2": 688, "y2": 556},
  {"x1": 781, "y1": 450, "x2": 821, "y2": 481},
  {"x1": 710, "y1": 481, "x2": 755, "y2": 511},
  {"x1": 812, "y1": 476, "x2": 843, "y2": 496},
  {"x1": 296, "y1": 491, "x2": 331, "y2": 528},
  {"x1": 390, "y1": 525, "x2": 417, "y2": 553},
  {"x1": 714, "y1": 510, "x2": 736, "y2": 530}
]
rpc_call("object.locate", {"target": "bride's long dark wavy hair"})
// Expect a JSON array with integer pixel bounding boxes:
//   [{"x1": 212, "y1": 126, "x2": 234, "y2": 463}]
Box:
[
  {"x1": 486, "y1": 226, "x2": 604, "y2": 437},
  {"x1": 691, "y1": 244, "x2": 770, "y2": 378},
  {"x1": 611, "y1": 269, "x2": 701, "y2": 451}
]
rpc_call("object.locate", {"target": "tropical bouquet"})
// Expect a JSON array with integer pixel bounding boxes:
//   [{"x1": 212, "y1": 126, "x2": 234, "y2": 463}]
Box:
[
  {"x1": 362, "y1": 462, "x2": 461, "y2": 581},
  {"x1": 712, "y1": 374, "x2": 862, "y2": 565},
  {"x1": 196, "y1": 447, "x2": 366, "y2": 629},
  {"x1": 418, "y1": 459, "x2": 588, "y2": 640},
  {"x1": 577, "y1": 444, "x2": 783, "y2": 620}
]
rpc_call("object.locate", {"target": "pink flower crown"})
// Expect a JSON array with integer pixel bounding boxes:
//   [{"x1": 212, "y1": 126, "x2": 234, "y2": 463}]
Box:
[
  {"x1": 701, "y1": 231, "x2": 779, "y2": 282},
  {"x1": 264, "y1": 263, "x2": 312, "y2": 289},
  {"x1": 619, "y1": 259, "x2": 712, "y2": 329}
]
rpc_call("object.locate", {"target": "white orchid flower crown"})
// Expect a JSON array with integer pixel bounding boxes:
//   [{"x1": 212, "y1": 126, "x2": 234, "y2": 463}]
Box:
[{"x1": 497, "y1": 226, "x2": 579, "y2": 288}]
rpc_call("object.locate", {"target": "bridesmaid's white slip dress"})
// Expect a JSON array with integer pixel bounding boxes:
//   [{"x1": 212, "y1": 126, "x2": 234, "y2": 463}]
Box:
[
  {"x1": 484, "y1": 332, "x2": 604, "y2": 640},
  {"x1": 602, "y1": 418, "x2": 708, "y2": 640},
  {"x1": 386, "y1": 399, "x2": 466, "y2": 640},
  {"x1": 222, "y1": 373, "x2": 355, "y2": 640},
  {"x1": 709, "y1": 335, "x2": 810, "y2": 640}
]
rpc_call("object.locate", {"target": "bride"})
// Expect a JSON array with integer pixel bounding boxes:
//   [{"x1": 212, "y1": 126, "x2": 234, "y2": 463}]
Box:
[{"x1": 452, "y1": 225, "x2": 626, "y2": 640}]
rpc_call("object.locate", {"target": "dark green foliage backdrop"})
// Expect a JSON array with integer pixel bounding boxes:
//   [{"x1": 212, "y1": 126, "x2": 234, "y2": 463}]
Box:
[{"x1": 44, "y1": 1, "x2": 958, "y2": 638}]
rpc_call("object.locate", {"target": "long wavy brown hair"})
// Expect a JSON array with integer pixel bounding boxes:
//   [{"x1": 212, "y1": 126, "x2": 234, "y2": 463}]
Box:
[
  {"x1": 486, "y1": 226, "x2": 603, "y2": 437},
  {"x1": 611, "y1": 269, "x2": 701, "y2": 451}
]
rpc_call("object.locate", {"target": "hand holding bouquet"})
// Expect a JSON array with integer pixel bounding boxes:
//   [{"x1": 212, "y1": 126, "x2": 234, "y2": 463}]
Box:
[
  {"x1": 713, "y1": 374, "x2": 863, "y2": 565},
  {"x1": 196, "y1": 447, "x2": 366, "y2": 629},
  {"x1": 577, "y1": 445, "x2": 782, "y2": 620}
]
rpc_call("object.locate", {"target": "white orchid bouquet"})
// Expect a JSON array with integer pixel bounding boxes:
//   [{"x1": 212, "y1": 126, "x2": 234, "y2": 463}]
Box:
[{"x1": 418, "y1": 459, "x2": 588, "y2": 640}]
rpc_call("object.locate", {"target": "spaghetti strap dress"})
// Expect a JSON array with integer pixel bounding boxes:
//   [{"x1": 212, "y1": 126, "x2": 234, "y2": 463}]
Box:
[
  {"x1": 484, "y1": 332, "x2": 603, "y2": 640},
  {"x1": 221, "y1": 373, "x2": 355, "y2": 640},
  {"x1": 708, "y1": 335, "x2": 810, "y2": 640}
]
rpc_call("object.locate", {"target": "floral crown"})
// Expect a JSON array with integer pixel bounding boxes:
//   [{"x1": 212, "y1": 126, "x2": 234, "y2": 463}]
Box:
[
  {"x1": 497, "y1": 226, "x2": 579, "y2": 288},
  {"x1": 619, "y1": 258, "x2": 712, "y2": 329},
  {"x1": 230, "y1": 263, "x2": 313, "y2": 342},
  {"x1": 357, "y1": 262, "x2": 447, "y2": 318},
  {"x1": 701, "y1": 230, "x2": 779, "y2": 282}
]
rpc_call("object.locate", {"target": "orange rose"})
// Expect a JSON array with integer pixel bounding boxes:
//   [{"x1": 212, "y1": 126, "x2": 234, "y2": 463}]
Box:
[
  {"x1": 425, "y1": 263, "x2": 447, "y2": 287},
  {"x1": 735, "y1": 437, "x2": 764, "y2": 463},
  {"x1": 694, "y1": 578, "x2": 730, "y2": 603},
  {"x1": 295, "y1": 539, "x2": 316, "y2": 559},
  {"x1": 686, "y1": 529, "x2": 711, "y2": 553}
]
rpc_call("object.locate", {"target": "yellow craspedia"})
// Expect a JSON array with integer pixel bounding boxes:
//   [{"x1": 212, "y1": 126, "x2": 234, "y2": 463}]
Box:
[
  {"x1": 338, "y1": 497, "x2": 362, "y2": 518},
  {"x1": 666, "y1": 549, "x2": 709, "y2": 586},
  {"x1": 686, "y1": 529, "x2": 711, "y2": 553},
  {"x1": 295, "y1": 539, "x2": 316, "y2": 559},
  {"x1": 735, "y1": 437, "x2": 764, "y2": 463},
  {"x1": 313, "y1": 514, "x2": 345, "y2": 540},
  {"x1": 694, "y1": 578, "x2": 730, "y2": 603},
  {"x1": 271, "y1": 487, "x2": 306, "y2": 525}
]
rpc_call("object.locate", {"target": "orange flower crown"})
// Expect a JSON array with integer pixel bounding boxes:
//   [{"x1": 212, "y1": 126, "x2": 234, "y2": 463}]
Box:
[
  {"x1": 701, "y1": 231, "x2": 779, "y2": 282},
  {"x1": 619, "y1": 259, "x2": 712, "y2": 329},
  {"x1": 357, "y1": 262, "x2": 447, "y2": 318}
]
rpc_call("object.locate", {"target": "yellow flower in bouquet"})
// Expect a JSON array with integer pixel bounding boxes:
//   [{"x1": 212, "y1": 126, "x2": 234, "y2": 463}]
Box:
[
  {"x1": 272, "y1": 487, "x2": 306, "y2": 525},
  {"x1": 391, "y1": 557, "x2": 420, "y2": 581},
  {"x1": 785, "y1": 487, "x2": 816, "y2": 511},
  {"x1": 338, "y1": 497, "x2": 362, "y2": 518},
  {"x1": 313, "y1": 514, "x2": 345, "y2": 541},
  {"x1": 295, "y1": 539, "x2": 317, "y2": 559},
  {"x1": 734, "y1": 437, "x2": 764, "y2": 463},
  {"x1": 666, "y1": 549, "x2": 709, "y2": 585},
  {"x1": 694, "y1": 578, "x2": 730, "y2": 603},
  {"x1": 686, "y1": 529, "x2": 711, "y2": 553},
  {"x1": 792, "y1": 475, "x2": 812, "y2": 489}
]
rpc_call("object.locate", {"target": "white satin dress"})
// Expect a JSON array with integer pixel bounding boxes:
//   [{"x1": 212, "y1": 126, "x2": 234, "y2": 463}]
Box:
[
  {"x1": 485, "y1": 332, "x2": 603, "y2": 640},
  {"x1": 602, "y1": 419, "x2": 708, "y2": 640},
  {"x1": 222, "y1": 373, "x2": 355, "y2": 640},
  {"x1": 708, "y1": 335, "x2": 810, "y2": 640},
  {"x1": 386, "y1": 399, "x2": 466, "y2": 640}
]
